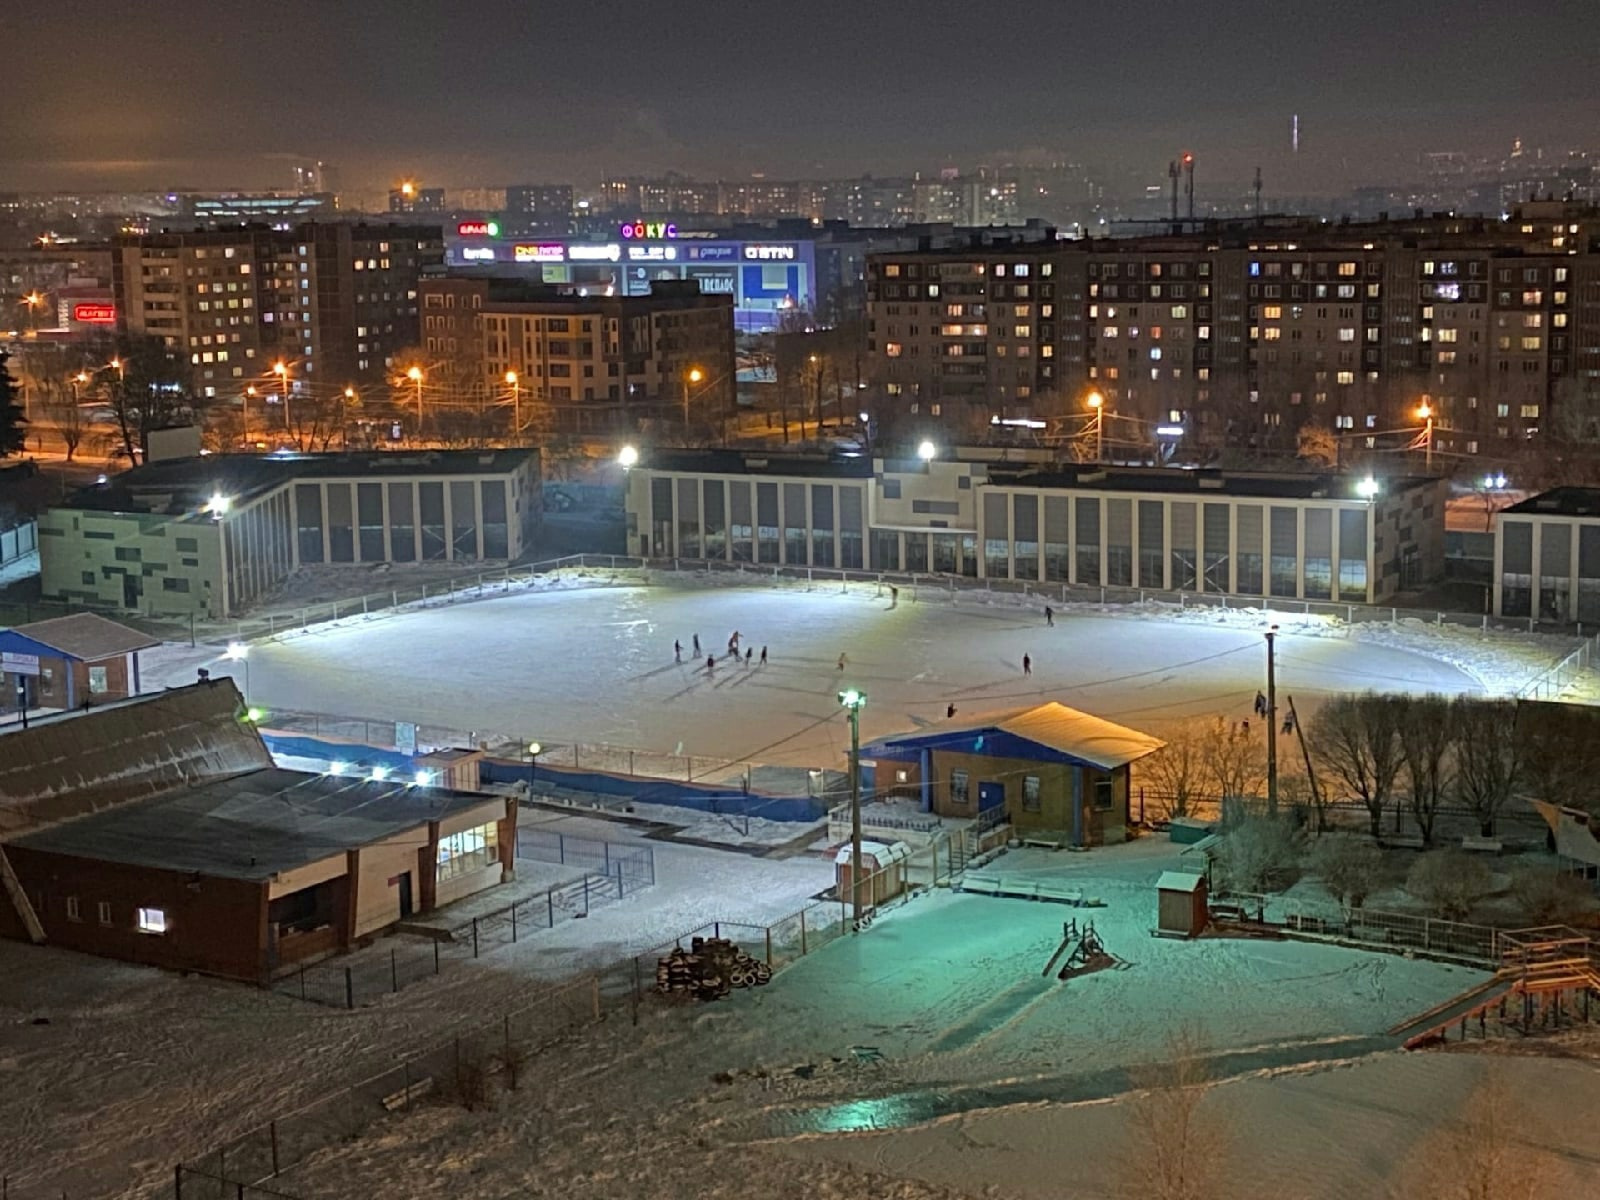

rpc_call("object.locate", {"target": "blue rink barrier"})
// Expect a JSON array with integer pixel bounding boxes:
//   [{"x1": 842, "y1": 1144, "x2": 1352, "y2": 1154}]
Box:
[{"x1": 481, "y1": 757, "x2": 826, "y2": 823}]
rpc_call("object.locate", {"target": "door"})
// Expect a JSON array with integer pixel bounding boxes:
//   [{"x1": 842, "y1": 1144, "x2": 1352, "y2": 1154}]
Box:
[
  {"x1": 397, "y1": 873, "x2": 414, "y2": 919},
  {"x1": 121, "y1": 573, "x2": 141, "y2": 609},
  {"x1": 978, "y1": 781, "x2": 1006, "y2": 813}
]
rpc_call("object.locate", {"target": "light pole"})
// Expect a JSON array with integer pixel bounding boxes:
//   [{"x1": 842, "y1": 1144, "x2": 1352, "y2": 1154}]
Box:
[
  {"x1": 838, "y1": 687, "x2": 867, "y2": 920},
  {"x1": 526, "y1": 740, "x2": 542, "y2": 794},
  {"x1": 271, "y1": 361, "x2": 292, "y2": 442},
  {"x1": 1086, "y1": 390, "x2": 1105, "y2": 463},
  {"x1": 225, "y1": 641, "x2": 250, "y2": 706},
  {"x1": 342, "y1": 386, "x2": 356, "y2": 449},
  {"x1": 22, "y1": 292, "x2": 42, "y2": 332},
  {"x1": 406, "y1": 366, "x2": 425, "y2": 439},
  {"x1": 1417, "y1": 401, "x2": 1434, "y2": 472},
  {"x1": 243, "y1": 385, "x2": 258, "y2": 445},
  {"x1": 505, "y1": 370, "x2": 520, "y2": 439},
  {"x1": 1264, "y1": 624, "x2": 1279, "y2": 816},
  {"x1": 682, "y1": 366, "x2": 704, "y2": 427}
]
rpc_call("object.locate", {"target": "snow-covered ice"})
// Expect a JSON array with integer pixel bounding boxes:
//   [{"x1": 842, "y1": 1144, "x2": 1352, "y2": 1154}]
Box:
[{"x1": 137, "y1": 581, "x2": 1581, "y2": 775}]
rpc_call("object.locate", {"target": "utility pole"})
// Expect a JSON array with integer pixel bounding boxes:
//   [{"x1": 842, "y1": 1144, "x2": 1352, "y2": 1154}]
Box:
[
  {"x1": 839, "y1": 688, "x2": 867, "y2": 920},
  {"x1": 1265, "y1": 624, "x2": 1279, "y2": 816}
]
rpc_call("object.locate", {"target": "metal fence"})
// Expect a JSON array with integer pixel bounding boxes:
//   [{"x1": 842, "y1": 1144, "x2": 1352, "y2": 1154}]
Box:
[
  {"x1": 1278, "y1": 898, "x2": 1501, "y2": 964},
  {"x1": 516, "y1": 828, "x2": 655, "y2": 890},
  {"x1": 272, "y1": 844, "x2": 651, "y2": 1009},
  {"x1": 1517, "y1": 630, "x2": 1600, "y2": 700}
]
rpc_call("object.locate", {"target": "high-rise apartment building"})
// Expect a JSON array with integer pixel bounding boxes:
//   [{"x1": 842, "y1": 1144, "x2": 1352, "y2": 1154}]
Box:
[
  {"x1": 417, "y1": 276, "x2": 735, "y2": 433},
  {"x1": 504, "y1": 184, "x2": 574, "y2": 235},
  {"x1": 388, "y1": 184, "x2": 446, "y2": 214},
  {"x1": 112, "y1": 223, "x2": 444, "y2": 398},
  {"x1": 865, "y1": 201, "x2": 1600, "y2": 462}
]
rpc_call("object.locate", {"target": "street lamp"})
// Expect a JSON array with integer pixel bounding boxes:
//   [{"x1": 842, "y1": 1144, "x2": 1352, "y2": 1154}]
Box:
[
  {"x1": 225, "y1": 641, "x2": 250, "y2": 706},
  {"x1": 1417, "y1": 401, "x2": 1434, "y2": 472},
  {"x1": 1356, "y1": 475, "x2": 1380, "y2": 500},
  {"x1": 838, "y1": 687, "x2": 868, "y2": 921},
  {"x1": 682, "y1": 366, "x2": 705, "y2": 426},
  {"x1": 243, "y1": 385, "x2": 258, "y2": 445},
  {"x1": 21, "y1": 292, "x2": 43, "y2": 331},
  {"x1": 406, "y1": 365, "x2": 425, "y2": 437},
  {"x1": 916, "y1": 439, "x2": 937, "y2": 462},
  {"x1": 526, "y1": 741, "x2": 543, "y2": 794},
  {"x1": 504, "y1": 370, "x2": 520, "y2": 438},
  {"x1": 617, "y1": 444, "x2": 639, "y2": 469},
  {"x1": 342, "y1": 386, "x2": 356, "y2": 449},
  {"x1": 271, "y1": 361, "x2": 292, "y2": 440},
  {"x1": 1086, "y1": 390, "x2": 1105, "y2": 463}
]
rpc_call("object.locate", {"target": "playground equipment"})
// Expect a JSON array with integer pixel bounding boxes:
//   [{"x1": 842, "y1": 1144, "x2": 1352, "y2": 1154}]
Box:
[
  {"x1": 1042, "y1": 918, "x2": 1121, "y2": 980},
  {"x1": 1388, "y1": 927, "x2": 1600, "y2": 1050}
]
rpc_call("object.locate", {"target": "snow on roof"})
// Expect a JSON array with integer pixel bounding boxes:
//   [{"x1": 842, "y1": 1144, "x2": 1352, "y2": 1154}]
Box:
[
  {"x1": 1157, "y1": 871, "x2": 1206, "y2": 893},
  {"x1": 8, "y1": 613, "x2": 161, "y2": 661},
  {"x1": 0, "y1": 680, "x2": 271, "y2": 837},
  {"x1": 876, "y1": 702, "x2": 1165, "y2": 770},
  {"x1": 834, "y1": 840, "x2": 910, "y2": 867},
  {"x1": 11, "y1": 767, "x2": 503, "y2": 881}
]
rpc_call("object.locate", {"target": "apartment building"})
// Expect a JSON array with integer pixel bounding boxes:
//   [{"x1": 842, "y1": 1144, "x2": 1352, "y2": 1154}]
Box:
[
  {"x1": 865, "y1": 202, "x2": 1600, "y2": 462},
  {"x1": 112, "y1": 223, "x2": 444, "y2": 397},
  {"x1": 418, "y1": 276, "x2": 735, "y2": 433}
]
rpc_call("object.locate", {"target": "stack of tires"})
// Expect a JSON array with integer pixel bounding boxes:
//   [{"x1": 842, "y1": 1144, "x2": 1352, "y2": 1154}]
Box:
[{"x1": 654, "y1": 936, "x2": 773, "y2": 1001}]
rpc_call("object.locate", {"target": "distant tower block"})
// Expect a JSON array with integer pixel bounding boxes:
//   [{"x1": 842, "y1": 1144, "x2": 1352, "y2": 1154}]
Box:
[{"x1": 1292, "y1": 114, "x2": 1301, "y2": 153}]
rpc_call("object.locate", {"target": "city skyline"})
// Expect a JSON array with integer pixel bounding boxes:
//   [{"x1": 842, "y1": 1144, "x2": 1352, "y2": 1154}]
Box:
[{"x1": 7, "y1": 0, "x2": 1598, "y2": 195}]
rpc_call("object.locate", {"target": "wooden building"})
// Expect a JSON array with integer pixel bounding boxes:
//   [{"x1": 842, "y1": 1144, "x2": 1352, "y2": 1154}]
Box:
[
  {"x1": 1156, "y1": 871, "x2": 1209, "y2": 938},
  {"x1": 860, "y1": 702, "x2": 1165, "y2": 847},
  {"x1": 0, "y1": 681, "x2": 515, "y2": 983}
]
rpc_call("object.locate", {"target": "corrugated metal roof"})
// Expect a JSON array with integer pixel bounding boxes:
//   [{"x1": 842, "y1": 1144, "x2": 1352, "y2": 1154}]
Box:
[
  {"x1": 1157, "y1": 871, "x2": 1206, "y2": 893},
  {"x1": 876, "y1": 702, "x2": 1165, "y2": 770},
  {"x1": 8, "y1": 613, "x2": 161, "y2": 661},
  {"x1": 0, "y1": 681, "x2": 271, "y2": 836}
]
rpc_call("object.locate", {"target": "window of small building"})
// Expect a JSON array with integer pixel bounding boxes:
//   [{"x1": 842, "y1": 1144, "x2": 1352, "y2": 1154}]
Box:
[
  {"x1": 950, "y1": 770, "x2": 970, "y2": 807},
  {"x1": 136, "y1": 907, "x2": 166, "y2": 933},
  {"x1": 437, "y1": 821, "x2": 500, "y2": 881},
  {"x1": 97, "y1": 901, "x2": 112, "y2": 926},
  {"x1": 88, "y1": 666, "x2": 108, "y2": 694},
  {"x1": 1023, "y1": 776, "x2": 1041, "y2": 812},
  {"x1": 1093, "y1": 779, "x2": 1114, "y2": 811},
  {"x1": 66, "y1": 896, "x2": 81, "y2": 922}
]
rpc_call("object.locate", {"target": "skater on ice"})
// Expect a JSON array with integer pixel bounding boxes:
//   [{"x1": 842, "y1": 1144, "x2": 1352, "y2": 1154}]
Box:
[
  {"x1": 1023, "y1": 654, "x2": 1032, "y2": 676},
  {"x1": 706, "y1": 654, "x2": 716, "y2": 674},
  {"x1": 947, "y1": 703, "x2": 957, "y2": 718},
  {"x1": 745, "y1": 647, "x2": 754, "y2": 666},
  {"x1": 674, "y1": 639, "x2": 682, "y2": 661},
  {"x1": 889, "y1": 585, "x2": 899, "y2": 608},
  {"x1": 692, "y1": 634, "x2": 701, "y2": 656},
  {"x1": 837, "y1": 653, "x2": 848, "y2": 672},
  {"x1": 1045, "y1": 605, "x2": 1054, "y2": 627},
  {"x1": 759, "y1": 646, "x2": 768, "y2": 666}
]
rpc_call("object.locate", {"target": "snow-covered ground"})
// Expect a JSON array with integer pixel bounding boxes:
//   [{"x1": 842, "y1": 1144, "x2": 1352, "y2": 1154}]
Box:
[
  {"x1": 0, "y1": 547, "x2": 39, "y2": 589},
  {"x1": 137, "y1": 581, "x2": 1586, "y2": 776}
]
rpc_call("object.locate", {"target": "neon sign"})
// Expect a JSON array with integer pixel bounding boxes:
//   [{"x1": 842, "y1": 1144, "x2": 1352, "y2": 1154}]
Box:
[
  {"x1": 569, "y1": 244, "x2": 622, "y2": 262},
  {"x1": 627, "y1": 245, "x2": 679, "y2": 262},
  {"x1": 514, "y1": 244, "x2": 566, "y2": 263},
  {"x1": 461, "y1": 247, "x2": 496, "y2": 262},
  {"x1": 73, "y1": 303, "x2": 116, "y2": 324},
  {"x1": 457, "y1": 220, "x2": 500, "y2": 237},
  {"x1": 743, "y1": 244, "x2": 797, "y2": 260},
  {"x1": 620, "y1": 221, "x2": 677, "y2": 240}
]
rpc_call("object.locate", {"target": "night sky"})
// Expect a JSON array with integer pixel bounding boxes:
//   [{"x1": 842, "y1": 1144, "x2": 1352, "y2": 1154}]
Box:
[{"x1": 7, "y1": 0, "x2": 1597, "y2": 195}]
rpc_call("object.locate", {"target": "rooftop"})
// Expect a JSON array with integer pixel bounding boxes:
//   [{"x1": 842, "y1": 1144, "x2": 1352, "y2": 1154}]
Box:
[
  {"x1": 987, "y1": 463, "x2": 1437, "y2": 501},
  {"x1": 9, "y1": 767, "x2": 499, "y2": 881},
  {"x1": 58, "y1": 449, "x2": 538, "y2": 516},
  {"x1": 1503, "y1": 488, "x2": 1600, "y2": 519},
  {"x1": 864, "y1": 701, "x2": 1165, "y2": 771},
  {"x1": 5, "y1": 613, "x2": 160, "y2": 661}
]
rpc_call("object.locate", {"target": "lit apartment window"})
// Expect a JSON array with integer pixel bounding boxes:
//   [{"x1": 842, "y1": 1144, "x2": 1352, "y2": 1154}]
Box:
[
  {"x1": 1496, "y1": 403, "x2": 1510, "y2": 418},
  {"x1": 137, "y1": 908, "x2": 167, "y2": 934},
  {"x1": 1335, "y1": 415, "x2": 1354, "y2": 430},
  {"x1": 1522, "y1": 337, "x2": 1542, "y2": 351},
  {"x1": 1336, "y1": 371, "x2": 1355, "y2": 385},
  {"x1": 1338, "y1": 328, "x2": 1356, "y2": 342},
  {"x1": 1521, "y1": 405, "x2": 1540, "y2": 419},
  {"x1": 885, "y1": 343, "x2": 903, "y2": 358},
  {"x1": 1338, "y1": 262, "x2": 1358, "y2": 277},
  {"x1": 1262, "y1": 305, "x2": 1282, "y2": 320},
  {"x1": 1524, "y1": 314, "x2": 1543, "y2": 328},
  {"x1": 1263, "y1": 328, "x2": 1281, "y2": 341}
]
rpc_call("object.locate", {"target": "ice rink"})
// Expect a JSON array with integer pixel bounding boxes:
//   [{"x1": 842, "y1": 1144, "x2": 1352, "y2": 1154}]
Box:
[{"x1": 160, "y1": 581, "x2": 1512, "y2": 769}]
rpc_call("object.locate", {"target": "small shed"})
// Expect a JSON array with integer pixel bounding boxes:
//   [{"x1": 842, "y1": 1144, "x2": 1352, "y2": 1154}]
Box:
[
  {"x1": 1156, "y1": 870, "x2": 1209, "y2": 939},
  {"x1": 835, "y1": 840, "x2": 911, "y2": 908},
  {"x1": 0, "y1": 613, "x2": 159, "y2": 713}
]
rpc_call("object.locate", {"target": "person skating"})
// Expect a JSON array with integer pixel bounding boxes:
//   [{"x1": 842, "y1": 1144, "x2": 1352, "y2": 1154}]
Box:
[
  {"x1": 837, "y1": 653, "x2": 848, "y2": 672},
  {"x1": 706, "y1": 654, "x2": 716, "y2": 674},
  {"x1": 692, "y1": 634, "x2": 701, "y2": 656},
  {"x1": 1023, "y1": 654, "x2": 1032, "y2": 676},
  {"x1": 1045, "y1": 605, "x2": 1054, "y2": 627},
  {"x1": 890, "y1": 585, "x2": 899, "y2": 608},
  {"x1": 759, "y1": 646, "x2": 768, "y2": 666},
  {"x1": 674, "y1": 639, "x2": 682, "y2": 662},
  {"x1": 947, "y1": 703, "x2": 957, "y2": 719},
  {"x1": 745, "y1": 647, "x2": 754, "y2": 666}
]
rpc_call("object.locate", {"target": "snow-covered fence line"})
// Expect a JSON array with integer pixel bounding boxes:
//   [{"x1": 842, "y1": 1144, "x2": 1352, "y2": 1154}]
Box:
[
  {"x1": 216, "y1": 553, "x2": 648, "y2": 647},
  {"x1": 1214, "y1": 891, "x2": 1502, "y2": 965},
  {"x1": 517, "y1": 828, "x2": 656, "y2": 889},
  {"x1": 1516, "y1": 629, "x2": 1600, "y2": 701},
  {"x1": 180, "y1": 972, "x2": 603, "y2": 1198}
]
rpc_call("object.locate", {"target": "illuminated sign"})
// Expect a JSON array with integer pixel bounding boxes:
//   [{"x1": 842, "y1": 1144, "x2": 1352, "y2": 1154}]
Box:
[
  {"x1": 620, "y1": 221, "x2": 677, "y2": 240},
  {"x1": 627, "y1": 244, "x2": 679, "y2": 262},
  {"x1": 461, "y1": 247, "x2": 497, "y2": 262},
  {"x1": 743, "y1": 244, "x2": 797, "y2": 261},
  {"x1": 569, "y1": 243, "x2": 622, "y2": 262},
  {"x1": 73, "y1": 303, "x2": 116, "y2": 324},
  {"x1": 687, "y1": 244, "x2": 737, "y2": 261},
  {"x1": 514, "y1": 243, "x2": 566, "y2": 263},
  {"x1": 457, "y1": 220, "x2": 500, "y2": 237}
]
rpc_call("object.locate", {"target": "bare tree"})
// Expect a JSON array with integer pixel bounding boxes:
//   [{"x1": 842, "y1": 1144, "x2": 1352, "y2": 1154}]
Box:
[
  {"x1": 1452, "y1": 697, "x2": 1520, "y2": 837},
  {"x1": 39, "y1": 375, "x2": 88, "y2": 462},
  {"x1": 1310, "y1": 694, "x2": 1403, "y2": 837},
  {"x1": 1390, "y1": 1067, "x2": 1552, "y2": 1200},
  {"x1": 1406, "y1": 851, "x2": 1492, "y2": 920},
  {"x1": 1117, "y1": 1028, "x2": 1229, "y2": 1200},
  {"x1": 1396, "y1": 695, "x2": 1454, "y2": 845},
  {"x1": 1515, "y1": 701, "x2": 1600, "y2": 818},
  {"x1": 1206, "y1": 717, "x2": 1267, "y2": 804},
  {"x1": 1307, "y1": 835, "x2": 1385, "y2": 912},
  {"x1": 1144, "y1": 720, "x2": 1211, "y2": 820},
  {"x1": 1296, "y1": 422, "x2": 1340, "y2": 469}
]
